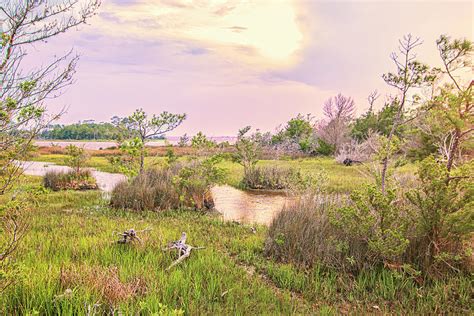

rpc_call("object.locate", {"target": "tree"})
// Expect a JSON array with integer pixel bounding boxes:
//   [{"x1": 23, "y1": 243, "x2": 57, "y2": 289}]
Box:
[
  {"x1": 0, "y1": 0, "x2": 99, "y2": 291},
  {"x1": 272, "y1": 114, "x2": 317, "y2": 154},
  {"x1": 121, "y1": 109, "x2": 186, "y2": 172},
  {"x1": 0, "y1": 0, "x2": 99, "y2": 194},
  {"x1": 317, "y1": 93, "x2": 355, "y2": 153},
  {"x1": 234, "y1": 126, "x2": 261, "y2": 178},
  {"x1": 431, "y1": 35, "x2": 472, "y2": 171},
  {"x1": 380, "y1": 34, "x2": 435, "y2": 193},
  {"x1": 191, "y1": 131, "x2": 215, "y2": 150},
  {"x1": 351, "y1": 102, "x2": 401, "y2": 141},
  {"x1": 64, "y1": 145, "x2": 89, "y2": 174}
]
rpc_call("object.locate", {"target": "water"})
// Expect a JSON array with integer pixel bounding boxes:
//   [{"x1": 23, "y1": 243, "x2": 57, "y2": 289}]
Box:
[
  {"x1": 34, "y1": 140, "x2": 166, "y2": 150},
  {"x1": 34, "y1": 136, "x2": 237, "y2": 150},
  {"x1": 211, "y1": 185, "x2": 289, "y2": 225},
  {"x1": 20, "y1": 161, "x2": 287, "y2": 225}
]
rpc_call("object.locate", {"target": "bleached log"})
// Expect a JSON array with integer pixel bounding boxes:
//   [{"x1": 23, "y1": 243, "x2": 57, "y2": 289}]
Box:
[{"x1": 164, "y1": 232, "x2": 204, "y2": 271}]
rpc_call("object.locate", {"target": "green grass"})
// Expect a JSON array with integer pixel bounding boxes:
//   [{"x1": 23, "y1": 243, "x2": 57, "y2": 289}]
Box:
[{"x1": 1, "y1": 176, "x2": 470, "y2": 315}]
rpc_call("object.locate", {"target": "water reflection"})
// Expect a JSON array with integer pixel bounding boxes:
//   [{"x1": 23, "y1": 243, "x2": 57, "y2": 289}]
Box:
[{"x1": 211, "y1": 185, "x2": 289, "y2": 225}]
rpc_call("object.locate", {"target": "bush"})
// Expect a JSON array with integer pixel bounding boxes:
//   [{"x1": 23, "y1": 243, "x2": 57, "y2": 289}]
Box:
[
  {"x1": 64, "y1": 145, "x2": 89, "y2": 174},
  {"x1": 405, "y1": 157, "x2": 473, "y2": 274},
  {"x1": 43, "y1": 170, "x2": 97, "y2": 191},
  {"x1": 110, "y1": 156, "x2": 224, "y2": 211}
]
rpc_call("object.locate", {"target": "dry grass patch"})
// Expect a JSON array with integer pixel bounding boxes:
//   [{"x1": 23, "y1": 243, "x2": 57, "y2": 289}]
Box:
[{"x1": 59, "y1": 265, "x2": 147, "y2": 306}]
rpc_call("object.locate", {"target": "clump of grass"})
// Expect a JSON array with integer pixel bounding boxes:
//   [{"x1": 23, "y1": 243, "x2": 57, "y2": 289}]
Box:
[
  {"x1": 242, "y1": 166, "x2": 294, "y2": 190},
  {"x1": 60, "y1": 265, "x2": 147, "y2": 307},
  {"x1": 110, "y1": 156, "x2": 223, "y2": 212},
  {"x1": 43, "y1": 170, "x2": 97, "y2": 191},
  {"x1": 110, "y1": 167, "x2": 180, "y2": 211},
  {"x1": 264, "y1": 193, "x2": 364, "y2": 270}
]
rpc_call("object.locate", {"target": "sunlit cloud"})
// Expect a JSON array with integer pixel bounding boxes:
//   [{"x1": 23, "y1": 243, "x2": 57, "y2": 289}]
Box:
[{"x1": 93, "y1": 0, "x2": 305, "y2": 69}]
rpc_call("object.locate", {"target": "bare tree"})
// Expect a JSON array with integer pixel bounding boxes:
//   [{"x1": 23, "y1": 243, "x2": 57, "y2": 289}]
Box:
[
  {"x1": 0, "y1": 0, "x2": 100, "y2": 193},
  {"x1": 367, "y1": 90, "x2": 379, "y2": 110},
  {"x1": 317, "y1": 93, "x2": 355, "y2": 153},
  {"x1": 380, "y1": 34, "x2": 434, "y2": 193},
  {"x1": 0, "y1": 0, "x2": 100, "y2": 289}
]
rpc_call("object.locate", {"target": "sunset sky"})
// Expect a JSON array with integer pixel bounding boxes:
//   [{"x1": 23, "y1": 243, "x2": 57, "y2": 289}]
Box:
[{"x1": 36, "y1": 0, "x2": 472, "y2": 136}]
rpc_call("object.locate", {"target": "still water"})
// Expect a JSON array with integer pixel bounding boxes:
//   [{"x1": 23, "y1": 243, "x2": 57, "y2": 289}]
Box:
[{"x1": 21, "y1": 161, "x2": 287, "y2": 225}]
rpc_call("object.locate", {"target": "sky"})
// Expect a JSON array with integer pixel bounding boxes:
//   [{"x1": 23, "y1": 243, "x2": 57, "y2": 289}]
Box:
[{"x1": 31, "y1": 0, "x2": 472, "y2": 136}]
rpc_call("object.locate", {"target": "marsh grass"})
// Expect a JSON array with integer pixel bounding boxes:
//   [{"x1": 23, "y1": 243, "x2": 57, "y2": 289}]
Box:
[
  {"x1": 0, "y1": 177, "x2": 471, "y2": 314},
  {"x1": 264, "y1": 193, "x2": 355, "y2": 269},
  {"x1": 241, "y1": 166, "x2": 297, "y2": 190},
  {"x1": 43, "y1": 170, "x2": 98, "y2": 191}
]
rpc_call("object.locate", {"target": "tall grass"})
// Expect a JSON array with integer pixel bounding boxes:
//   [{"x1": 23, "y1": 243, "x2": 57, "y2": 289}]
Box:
[
  {"x1": 264, "y1": 193, "x2": 358, "y2": 270},
  {"x1": 110, "y1": 161, "x2": 217, "y2": 212},
  {"x1": 241, "y1": 166, "x2": 296, "y2": 190},
  {"x1": 110, "y1": 167, "x2": 181, "y2": 211}
]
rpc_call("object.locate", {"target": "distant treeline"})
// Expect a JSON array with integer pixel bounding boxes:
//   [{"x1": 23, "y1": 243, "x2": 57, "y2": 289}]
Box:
[
  {"x1": 39, "y1": 122, "x2": 121, "y2": 140},
  {"x1": 39, "y1": 122, "x2": 163, "y2": 140}
]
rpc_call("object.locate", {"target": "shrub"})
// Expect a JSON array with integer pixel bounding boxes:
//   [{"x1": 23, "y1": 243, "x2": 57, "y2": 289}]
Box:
[
  {"x1": 329, "y1": 185, "x2": 411, "y2": 268},
  {"x1": 64, "y1": 145, "x2": 89, "y2": 174},
  {"x1": 43, "y1": 170, "x2": 97, "y2": 191},
  {"x1": 110, "y1": 156, "x2": 225, "y2": 211},
  {"x1": 405, "y1": 157, "x2": 473, "y2": 274}
]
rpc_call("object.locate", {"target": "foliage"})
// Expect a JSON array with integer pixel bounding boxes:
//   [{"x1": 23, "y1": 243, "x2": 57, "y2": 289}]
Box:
[
  {"x1": 43, "y1": 170, "x2": 97, "y2": 191},
  {"x1": 173, "y1": 155, "x2": 226, "y2": 209},
  {"x1": 330, "y1": 185, "x2": 410, "y2": 268},
  {"x1": 178, "y1": 134, "x2": 190, "y2": 147},
  {"x1": 351, "y1": 102, "x2": 401, "y2": 141},
  {"x1": 379, "y1": 34, "x2": 435, "y2": 192},
  {"x1": 272, "y1": 114, "x2": 317, "y2": 154},
  {"x1": 233, "y1": 126, "x2": 261, "y2": 177},
  {"x1": 165, "y1": 148, "x2": 178, "y2": 165},
  {"x1": 315, "y1": 138, "x2": 336, "y2": 156},
  {"x1": 405, "y1": 157, "x2": 473, "y2": 273},
  {"x1": 108, "y1": 137, "x2": 143, "y2": 177},
  {"x1": 191, "y1": 131, "x2": 215, "y2": 149}
]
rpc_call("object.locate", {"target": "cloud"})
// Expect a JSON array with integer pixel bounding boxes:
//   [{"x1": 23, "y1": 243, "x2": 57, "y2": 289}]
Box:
[{"x1": 91, "y1": 0, "x2": 305, "y2": 69}]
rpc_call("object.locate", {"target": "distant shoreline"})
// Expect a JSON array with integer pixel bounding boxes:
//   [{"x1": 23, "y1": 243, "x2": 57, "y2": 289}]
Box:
[{"x1": 34, "y1": 136, "x2": 237, "y2": 150}]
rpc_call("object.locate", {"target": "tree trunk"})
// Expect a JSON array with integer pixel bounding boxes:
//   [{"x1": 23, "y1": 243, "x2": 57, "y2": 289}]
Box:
[{"x1": 139, "y1": 149, "x2": 145, "y2": 173}]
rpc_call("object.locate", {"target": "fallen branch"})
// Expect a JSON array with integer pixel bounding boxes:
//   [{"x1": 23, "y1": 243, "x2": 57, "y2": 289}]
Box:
[
  {"x1": 114, "y1": 228, "x2": 152, "y2": 244},
  {"x1": 163, "y1": 232, "x2": 204, "y2": 271}
]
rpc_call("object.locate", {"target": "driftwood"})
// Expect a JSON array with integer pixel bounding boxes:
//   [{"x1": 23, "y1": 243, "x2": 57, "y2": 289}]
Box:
[
  {"x1": 114, "y1": 228, "x2": 151, "y2": 244},
  {"x1": 163, "y1": 232, "x2": 204, "y2": 271}
]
